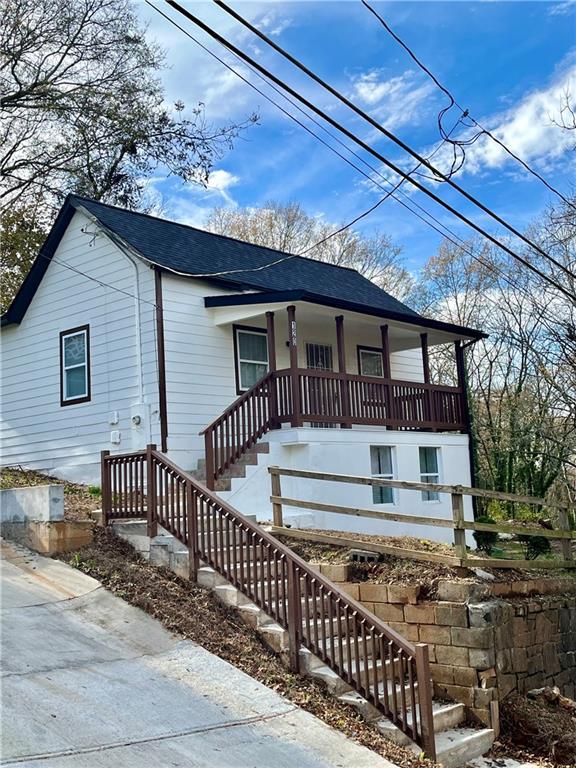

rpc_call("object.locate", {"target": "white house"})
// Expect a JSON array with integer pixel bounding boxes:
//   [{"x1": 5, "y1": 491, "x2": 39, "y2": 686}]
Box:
[{"x1": 0, "y1": 195, "x2": 486, "y2": 540}]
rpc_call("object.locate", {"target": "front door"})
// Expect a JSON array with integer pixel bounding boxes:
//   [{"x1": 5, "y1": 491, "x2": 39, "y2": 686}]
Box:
[{"x1": 305, "y1": 343, "x2": 335, "y2": 426}]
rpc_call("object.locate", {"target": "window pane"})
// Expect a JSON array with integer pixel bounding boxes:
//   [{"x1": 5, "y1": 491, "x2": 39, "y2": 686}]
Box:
[
  {"x1": 66, "y1": 366, "x2": 87, "y2": 398},
  {"x1": 240, "y1": 361, "x2": 267, "y2": 390},
  {"x1": 419, "y1": 447, "x2": 438, "y2": 474},
  {"x1": 306, "y1": 343, "x2": 333, "y2": 370},
  {"x1": 373, "y1": 485, "x2": 393, "y2": 504},
  {"x1": 422, "y1": 488, "x2": 440, "y2": 502},
  {"x1": 360, "y1": 350, "x2": 383, "y2": 377},
  {"x1": 371, "y1": 446, "x2": 392, "y2": 475},
  {"x1": 64, "y1": 333, "x2": 86, "y2": 366},
  {"x1": 238, "y1": 331, "x2": 268, "y2": 362}
]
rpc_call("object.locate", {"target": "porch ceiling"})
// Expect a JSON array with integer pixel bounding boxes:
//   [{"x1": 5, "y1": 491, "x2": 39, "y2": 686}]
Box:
[{"x1": 205, "y1": 291, "x2": 486, "y2": 350}]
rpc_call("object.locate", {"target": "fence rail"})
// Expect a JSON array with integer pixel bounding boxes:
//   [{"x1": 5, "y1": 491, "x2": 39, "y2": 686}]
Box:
[
  {"x1": 268, "y1": 467, "x2": 575, "y2": 570},
  {"x1": 101, "y1": 446, "x2": 437, "y2": 758}
]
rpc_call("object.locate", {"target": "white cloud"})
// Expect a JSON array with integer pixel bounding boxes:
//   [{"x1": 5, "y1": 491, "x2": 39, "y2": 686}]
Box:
[
  {"x1": 206, "y1": 169, "x2": 240, "y2": 194},
  {"x1": 350, "y1": 69, "x2": 435, "y2": 130},
  {"x1": 256, "y1": 11, "x2": 293, "y2": 37},
  {"x1": 420, "y1": 58, "x2": 576, "y2": 180},
  {"x1": 548, "y1": 1, "x2": 575, "y2": 16}
]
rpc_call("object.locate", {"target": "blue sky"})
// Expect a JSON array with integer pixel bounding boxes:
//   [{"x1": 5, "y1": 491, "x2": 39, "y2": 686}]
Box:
[{"x1": 138, "y1": 1, "x2": 576, "y2": 271}]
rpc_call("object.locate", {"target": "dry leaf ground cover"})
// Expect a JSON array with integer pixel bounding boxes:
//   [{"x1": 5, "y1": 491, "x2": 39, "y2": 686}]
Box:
[
  {"x1": 0, "y1": 467, "x2": 97, "y2": 521},
  {"x1": 61, "y1": 527, "x2": 435, "y2": 768}
]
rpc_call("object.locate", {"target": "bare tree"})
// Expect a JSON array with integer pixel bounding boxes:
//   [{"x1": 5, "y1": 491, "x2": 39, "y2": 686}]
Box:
[
  {"x1": 206, "y1": 201, "x2": 414, "y2": 300},
  {"x1": 0, "y1": 0, "x2": 257, "y2": 210}
]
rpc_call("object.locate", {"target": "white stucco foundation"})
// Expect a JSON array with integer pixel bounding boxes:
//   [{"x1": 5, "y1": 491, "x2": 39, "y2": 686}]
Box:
[{"x1": 217, "y1": 427, "x2": 473, "y2": 545}]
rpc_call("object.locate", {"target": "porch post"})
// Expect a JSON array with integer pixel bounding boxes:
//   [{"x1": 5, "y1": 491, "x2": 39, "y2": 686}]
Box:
[
  {"x1": 287, "y1": 305, "x2": 302, "y2": 427},
  {"x1": 380, "y1": 324, "x2": 391, "y2": 379},
  {"x1": 266, "y1": 311, "x2": 279, "y2": 428},
  {"x1": 420, "y1": 332, "x2": 430, "y2": 383},
  {"x1": 455, "y1": 340, "x2": 478, "y2": 511},
  {"x1": 335, "y1": 315, "x2": 351, "y2": 428},
  {"x1": 266, "y1": 311, "x2": 277, "y2": 371}
]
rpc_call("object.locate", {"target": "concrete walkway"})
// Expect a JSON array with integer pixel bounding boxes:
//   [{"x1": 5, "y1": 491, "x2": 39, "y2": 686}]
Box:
[{"x1": 0, "y1": 540, "x2": 395, "y2": 767}]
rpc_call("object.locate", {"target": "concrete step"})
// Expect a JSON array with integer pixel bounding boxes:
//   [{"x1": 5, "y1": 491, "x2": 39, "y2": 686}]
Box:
[
  {"x1": 310, "y1": 665, "x2": 354, "y2": 695},
  {"x1": 431, "y1": 727, "x2": 495, "y2": 768},
  {"x1": 375, "y1": 702, "x2": 465, "y2": 745}
]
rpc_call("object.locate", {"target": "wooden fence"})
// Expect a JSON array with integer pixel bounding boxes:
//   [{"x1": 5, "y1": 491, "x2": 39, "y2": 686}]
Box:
[
  {"x1": 101, "y1": 446, "x2": 437, "y2": 758},
  {"x1": 268, "y1": 467, "x2": 576, "y2": 570}
]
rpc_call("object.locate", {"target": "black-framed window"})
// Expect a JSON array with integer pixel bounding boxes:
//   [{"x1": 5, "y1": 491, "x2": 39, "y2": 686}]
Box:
[
  {"x1": 234, "y1": 325, "x2": 268, "y2": 392},
  {"x1": 357, "y1": 346, "x2": 384, "y2": 377},
  {"x1": 60, "y1": 325, "x2": 91, "y2": 406}
]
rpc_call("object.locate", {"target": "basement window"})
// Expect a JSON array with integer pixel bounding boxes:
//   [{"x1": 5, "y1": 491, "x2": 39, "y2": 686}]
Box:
[
  {"x1": 234, "y1": 326, "x2": 268, "y2": 393},
  {"x1": 370, "y1": 445, "x2": 395, "y2": 504},
  {"x1": 60, "y1": 326, "x2": 90, "y2": 406},
  {"x1": 419, "y1": 446, "x2": 440, "y2": 501}
]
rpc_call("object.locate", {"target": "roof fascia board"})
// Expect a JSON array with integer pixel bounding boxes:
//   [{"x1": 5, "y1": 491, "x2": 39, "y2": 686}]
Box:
[{"x1": 204, "y1": 290, "x2": 487, "y2": 340}]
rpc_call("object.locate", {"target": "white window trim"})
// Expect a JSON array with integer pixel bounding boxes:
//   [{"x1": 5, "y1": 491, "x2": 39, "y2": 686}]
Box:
[
  {"x1": 61, "y1": 328, "x2": 89, "y2": 403},
  {"x1": 235, "y1": 327, "x2": 269, "y2": 392},
  {"x1": 371, "y1": 445, "x2": 396, "y2": 506}
]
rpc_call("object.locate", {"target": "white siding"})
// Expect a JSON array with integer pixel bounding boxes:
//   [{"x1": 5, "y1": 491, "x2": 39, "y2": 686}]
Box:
[
  {"x1": 0, "y1": 211, "x2": 158, "y2": 483},
  {"x1": 161, "y1": 274, "x2": 237, "y2": 470}
]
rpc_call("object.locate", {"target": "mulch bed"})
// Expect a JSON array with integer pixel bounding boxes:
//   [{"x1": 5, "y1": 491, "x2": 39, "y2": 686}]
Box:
[
  {"x1": 491, "y1": 692, "x2": 576, "y2": 766},
  {"x1": 0, "y1": 467, "x2": 97, "y2": 521},
  {"x1": 61, "y1": 528, "x2": 436, "y2": 768},
  {"x1": 277, "y1": 529, "x2": 575, "y2": 589}
]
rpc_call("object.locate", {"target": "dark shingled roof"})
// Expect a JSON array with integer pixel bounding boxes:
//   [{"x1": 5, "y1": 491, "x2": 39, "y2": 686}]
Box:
[
  {"x1": 72, "y1": 195, "x2": 419, "y2": 318},
  {"x1": 1, "y1": 195, "x2": 486, "y2": 341}
]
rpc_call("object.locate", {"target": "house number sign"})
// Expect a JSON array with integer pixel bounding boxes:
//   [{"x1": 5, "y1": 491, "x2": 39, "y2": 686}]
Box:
[{"x1": 290, "y1": 320, "x2": 297, "y2": 347}]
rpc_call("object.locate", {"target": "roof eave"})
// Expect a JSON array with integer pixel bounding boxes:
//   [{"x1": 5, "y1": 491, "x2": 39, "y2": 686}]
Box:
[{"x1": 204, "y1": 289, "x2": 488, "y2": 340}]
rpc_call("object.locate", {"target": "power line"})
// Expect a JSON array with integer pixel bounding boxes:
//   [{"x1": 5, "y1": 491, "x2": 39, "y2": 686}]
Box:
[
  {"x1": 144, "y1": 3, "x2": 570, "y2": 318},
  {"x1": 162, "y1": 0, "x2": 576, "y2": 302},
  {"x1": 212, "y1": 0, "x2": 575, "y2": 284},
  {"x1": 361, "y1": 0, "x2": 576, "y2": 212}
]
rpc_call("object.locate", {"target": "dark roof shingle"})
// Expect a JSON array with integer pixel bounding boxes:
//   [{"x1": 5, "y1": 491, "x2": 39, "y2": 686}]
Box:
[{"x1": 73, "y1": 195, "x2": 419, "y2": 318}]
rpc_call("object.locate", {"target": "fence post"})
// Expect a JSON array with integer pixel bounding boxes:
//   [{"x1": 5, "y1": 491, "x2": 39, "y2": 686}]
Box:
[
  {"x1": 270, "y1": 468, "x2": 283, "y2": 527},
  {"x1": 146, "y1": 443, "x2": 157, "y2": 539},
  {"x1": 186, "y1": 481, "x2": 200, "y2": 581},
  {"x1": 287, "y1": 559, "x2": 301, "y2": 672},
  {"x1": 204, "y1": 431, "x2": 215, "y2": 491},
  {"x1": 100, "y1": 450, "x2": 110, "y2": 524},
  {"x1": 451, "y1": 491, "x2": 467, "y2": 564},
  {"x1": 558, "y1": 509, "x2": 574, "y2": 562},
  {"x1": 414, "y1": 643, "x2": 436, "y2": 761}
]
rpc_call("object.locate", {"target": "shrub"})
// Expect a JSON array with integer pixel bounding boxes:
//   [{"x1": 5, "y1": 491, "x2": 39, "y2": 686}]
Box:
[
  {"x1": 88, "y1": 485, "x2": 101, "y2": 497},
  {"x1": 473, "y1": 515, "x2": 499, "y2": 555},
  {"x1": 516, "y1": 534, "x2": 551, "y2": 560}
]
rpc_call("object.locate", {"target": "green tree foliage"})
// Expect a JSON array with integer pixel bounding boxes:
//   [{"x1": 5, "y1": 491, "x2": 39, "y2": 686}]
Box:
[
  {"x1": 472, "y1": 516, "x2": 499, "y2": 555},
  {"x1": 0, "y1": 200, "x2": 47, "y2": 311}
]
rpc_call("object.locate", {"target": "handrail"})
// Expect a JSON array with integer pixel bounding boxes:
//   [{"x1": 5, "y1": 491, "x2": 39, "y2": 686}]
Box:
[
  {"x1": 200, "y1": 372, "x2": 276, "y2": 489},
  {"x1": 199, "y1": 371, "x2": 274, "y2": 436},
  {"x1": 199, "y1": 368, "x2": 467, "y2": 489},
  {"x1": 101, "y1": 447, "x2": 437, "y2": 758}
]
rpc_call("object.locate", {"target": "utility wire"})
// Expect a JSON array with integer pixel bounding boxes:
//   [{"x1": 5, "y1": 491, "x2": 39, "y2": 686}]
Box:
[
  {"x1": 145, "y1": 2, "x2": 568, "y2": 316},
  {"x1": 211, "y1": 0, "x2": 576, "y2": 283},
  {"x1": 362, "y1": 0, "x2": 576, "y2": 212},
  {"x1": 162, "y1": 0, "x2": 576, "y2": 302}
]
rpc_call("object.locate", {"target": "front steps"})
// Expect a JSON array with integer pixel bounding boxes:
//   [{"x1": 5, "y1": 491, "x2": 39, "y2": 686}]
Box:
[
  {"x1": 190, "y1": 443, "x2": 271, "y2": 492},
  {"x1": 112, "y1": 519, "x2": 494, "y2": 767}
]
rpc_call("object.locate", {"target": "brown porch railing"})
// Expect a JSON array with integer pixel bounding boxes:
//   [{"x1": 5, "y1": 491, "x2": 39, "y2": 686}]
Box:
[
  {"x1": 200, "y1": 368, "x2": 466, "y2": 490},
  {"x1": 101, "y1": 446, "x2": 437, "y2": 758}
]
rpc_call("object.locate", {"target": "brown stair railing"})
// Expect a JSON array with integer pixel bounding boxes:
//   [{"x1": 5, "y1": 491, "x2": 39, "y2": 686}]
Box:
[
  {"x1": 101, "y1": 446, "x2": 437, "y2": 759},
  {"x1": 200, "y1": 369, "x2": 465, "y2": 490}
]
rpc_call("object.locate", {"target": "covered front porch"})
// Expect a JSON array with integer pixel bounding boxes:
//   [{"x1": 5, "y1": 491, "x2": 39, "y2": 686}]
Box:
[{"x1": 205, "y1": 291, "x2": 480, "y2": 434}]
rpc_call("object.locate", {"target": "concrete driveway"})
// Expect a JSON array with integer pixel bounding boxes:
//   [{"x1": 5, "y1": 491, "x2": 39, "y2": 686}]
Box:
[{"x1": 0, "y1": 540, "x2": 395, "y2": 767}]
